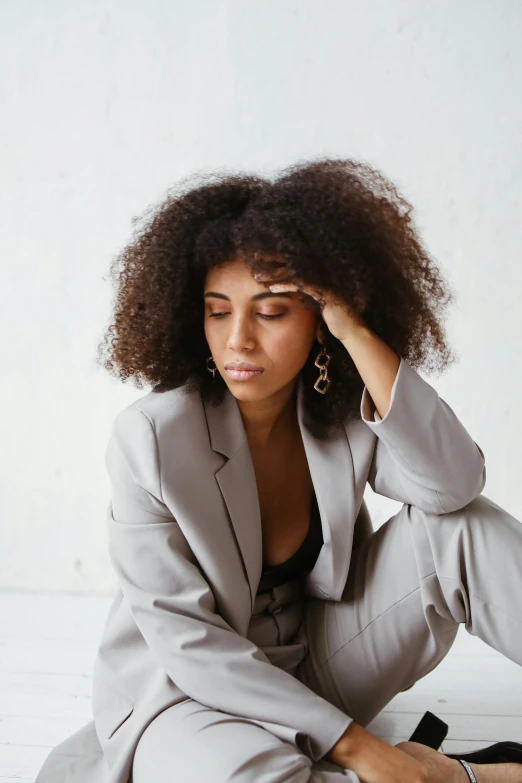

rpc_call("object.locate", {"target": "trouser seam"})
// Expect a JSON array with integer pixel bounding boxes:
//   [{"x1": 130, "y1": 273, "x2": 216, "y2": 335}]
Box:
[{"x1": 321, "y1": 571, "x2": 437, "y2": 667}]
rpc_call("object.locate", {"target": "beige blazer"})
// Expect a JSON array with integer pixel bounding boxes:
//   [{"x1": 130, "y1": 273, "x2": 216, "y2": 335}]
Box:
[{"x1": 34, "y1": 357, "x2": 486, "y2": 783}]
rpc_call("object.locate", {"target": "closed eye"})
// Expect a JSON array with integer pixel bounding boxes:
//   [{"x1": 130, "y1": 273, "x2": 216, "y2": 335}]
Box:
[{"x1": 208, "y1": 313, "x2": 285, "y2": 320}]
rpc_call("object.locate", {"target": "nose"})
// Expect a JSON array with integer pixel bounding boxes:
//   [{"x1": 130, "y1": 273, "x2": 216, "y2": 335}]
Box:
[{"x1": 226, "y1": 315, "x2": 256, "y2": 351}]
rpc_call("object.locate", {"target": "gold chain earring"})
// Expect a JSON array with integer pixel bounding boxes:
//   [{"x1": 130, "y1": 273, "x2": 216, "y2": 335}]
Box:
[
  {"x1": 206, "y1": 355, "x2": 217, "y2": 379},
  {"x1": 313, "y1": 343, "x2": 331, "y2": 394}
]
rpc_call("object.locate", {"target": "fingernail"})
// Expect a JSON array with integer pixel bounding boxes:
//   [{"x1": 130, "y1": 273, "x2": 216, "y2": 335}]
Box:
[{"x1": 269, "y1": 284, "x2": 286, "y2": 291}]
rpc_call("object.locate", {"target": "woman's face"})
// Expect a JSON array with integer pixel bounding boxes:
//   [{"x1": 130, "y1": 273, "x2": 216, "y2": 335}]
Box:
[{"x1": 204, "y1": 257, "x2": 322, "y2": 403}]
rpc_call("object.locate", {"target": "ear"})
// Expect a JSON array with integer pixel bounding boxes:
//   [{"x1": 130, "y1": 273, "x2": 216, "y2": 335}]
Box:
[{"x1": 315, "y1": 320, "x2": 326, "y2": 345}]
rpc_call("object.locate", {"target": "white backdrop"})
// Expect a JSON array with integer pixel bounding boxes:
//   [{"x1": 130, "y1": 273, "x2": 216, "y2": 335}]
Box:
[{"x1": 2, "y1": 0, "x2": 521, "y2": 594}]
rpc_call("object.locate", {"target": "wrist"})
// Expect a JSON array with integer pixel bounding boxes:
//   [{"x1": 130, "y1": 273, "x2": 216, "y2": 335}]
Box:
[
  {"x1": 339, "y1": 323, "x2": 372, "y2": 348},
  {"x1": 336, "y1": 721, "x2": 370, "y2": 760},
  {"x1": 325, "y1": 721, "x2": 369, "y2": 766}
]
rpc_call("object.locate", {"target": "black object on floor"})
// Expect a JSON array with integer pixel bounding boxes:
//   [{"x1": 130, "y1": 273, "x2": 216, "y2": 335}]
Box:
[
  {"x1": 445, "y1": 741, "x2": 522, "y2": 764},
  {"x1": 408, "y1": 710, "x2": 448, "y2": 749},
  {"x1": 408, "y1": 711, "x2": 522, "y2": 765}
]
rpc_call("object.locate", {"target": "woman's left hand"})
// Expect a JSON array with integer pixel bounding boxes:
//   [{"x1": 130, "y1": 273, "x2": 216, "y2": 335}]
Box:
[{"x1": 266, "y1": 279, "x2": 368, "y2": 343}]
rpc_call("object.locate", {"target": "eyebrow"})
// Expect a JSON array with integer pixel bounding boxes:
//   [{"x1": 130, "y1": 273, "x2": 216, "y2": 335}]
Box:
[{"x1": 203, "y1": 291, "x2": 294, "y2": 302}]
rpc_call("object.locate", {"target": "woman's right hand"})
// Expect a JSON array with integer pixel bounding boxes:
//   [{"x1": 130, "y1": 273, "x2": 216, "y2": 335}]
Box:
[{"x1": 326, "y1": 722, "x2": 466, "y2": 783}]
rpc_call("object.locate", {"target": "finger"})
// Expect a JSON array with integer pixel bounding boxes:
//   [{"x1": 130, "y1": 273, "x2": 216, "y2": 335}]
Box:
[
  {"x1": 268, "y1": 282, "x2": 325, "y2": 313},
  {"x1": 268, "y1": 284, "x2": 299, "y2": 292},
  {"x1": 269, "y1": 282, "x2": 319, "y2": 298}
]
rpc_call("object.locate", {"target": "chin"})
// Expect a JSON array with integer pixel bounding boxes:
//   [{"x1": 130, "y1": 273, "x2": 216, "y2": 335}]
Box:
[
  {"x1": 226, "y1": 385, "x2": 268, "y2": 402},
  {"x1": 224, "y1": 375, "x2": 296, "y2": 403}
]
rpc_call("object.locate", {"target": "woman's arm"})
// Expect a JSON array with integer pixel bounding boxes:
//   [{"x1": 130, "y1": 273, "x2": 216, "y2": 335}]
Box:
[
  {"x1": 342, "y1": 327, "x2": 486, "y2": 514},
  {"x1": 268, "y1": 280, "x2": 485, "y2": 515},
  {"x1": 341, "y1": 324, "x2": 401, "y2": 421}
]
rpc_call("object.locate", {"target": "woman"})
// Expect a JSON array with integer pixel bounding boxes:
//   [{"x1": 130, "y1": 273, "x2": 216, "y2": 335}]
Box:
[{"x1": 35, "y1": 158, "x2": 522, "y2": 783}]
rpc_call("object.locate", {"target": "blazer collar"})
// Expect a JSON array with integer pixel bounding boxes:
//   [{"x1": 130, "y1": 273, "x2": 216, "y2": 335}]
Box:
[{"x1": 203, "y1": 375, "x2": 359, "y2": 606}]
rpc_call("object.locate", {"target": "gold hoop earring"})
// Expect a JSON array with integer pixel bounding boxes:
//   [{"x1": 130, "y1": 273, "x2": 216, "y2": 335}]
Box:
[
  {"x1": 313, "y1": 344, "x2": 331, "y2": 394},
  {"x1": 206, "y1": 355, "x2": 217, "y2": 379}
]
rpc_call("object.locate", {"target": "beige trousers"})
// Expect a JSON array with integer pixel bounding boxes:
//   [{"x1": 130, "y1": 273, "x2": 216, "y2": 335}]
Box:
[{"x1": 131, "y1": 493, "x2": 522, "y2": 782}]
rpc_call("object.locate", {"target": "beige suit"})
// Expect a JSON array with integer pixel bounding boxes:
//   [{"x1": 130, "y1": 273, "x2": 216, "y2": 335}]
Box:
[{"x1": 35, "y1": 356, "x2": 520, "y2": 783}]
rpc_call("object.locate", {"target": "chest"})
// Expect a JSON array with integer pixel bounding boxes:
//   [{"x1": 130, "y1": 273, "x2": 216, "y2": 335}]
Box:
[{"x1": 250, "y1": 435, "x2": 315, "y2": 568}]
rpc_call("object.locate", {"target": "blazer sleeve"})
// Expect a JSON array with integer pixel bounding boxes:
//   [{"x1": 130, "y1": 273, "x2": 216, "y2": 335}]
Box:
[
  {"x1": 104, "y1": 406, "x2": 353, "y2": 764},
  {"x1": 360, "y1": 357, "x2": 486, "y2": 514}
]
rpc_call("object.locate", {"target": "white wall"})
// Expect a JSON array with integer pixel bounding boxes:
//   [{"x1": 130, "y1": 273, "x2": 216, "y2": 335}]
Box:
[{"x1": 2, "y1": 0, "x2": 521, "y2": 594}]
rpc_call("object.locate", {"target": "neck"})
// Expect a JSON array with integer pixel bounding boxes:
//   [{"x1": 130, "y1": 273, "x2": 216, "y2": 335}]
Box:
[{"x1": 237, "y1": 381, "x2": 299, "y2": 450}]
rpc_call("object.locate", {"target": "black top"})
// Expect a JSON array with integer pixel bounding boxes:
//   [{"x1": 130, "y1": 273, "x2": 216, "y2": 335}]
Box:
[{"x1": 256, "y1": 490, "x2": 324, "y2": 594}]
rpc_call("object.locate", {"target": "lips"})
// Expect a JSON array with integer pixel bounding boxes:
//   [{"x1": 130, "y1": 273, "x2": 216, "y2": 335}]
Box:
[
  {"x1": 225, "y1": 366, "x2": 264, "y2": 381},
  {"x1": 224, "y1": 362, "x2": 264, "y2": 371}
]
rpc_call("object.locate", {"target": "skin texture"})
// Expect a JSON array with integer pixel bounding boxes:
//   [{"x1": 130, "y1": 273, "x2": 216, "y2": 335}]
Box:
[
  {"x1": 331, "y1": 723, "x2": 522, "y2": 782},
  {"x1": 203, "y1": 257, "x2": 323, "y2": 444},
  {"x1": 330, "y1": 722, "x2": 469, "y2": 783}
]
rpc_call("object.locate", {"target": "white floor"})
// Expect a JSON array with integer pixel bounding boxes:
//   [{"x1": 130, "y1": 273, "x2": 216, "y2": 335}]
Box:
[{"x1": 1, "y1": 591, "x2": 521, "y2": 782}]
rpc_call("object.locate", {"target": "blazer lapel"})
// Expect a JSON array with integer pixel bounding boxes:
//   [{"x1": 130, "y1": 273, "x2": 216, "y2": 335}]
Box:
[
  {"x1": 203, "y1": 376, "x2": 361, "y2": 606},
  {"x1": 203, "y1": 386, "x2": 262, "y2": 611},
  {"x1": 295, "y1": 378, "x2": 360, "y2": 601}
]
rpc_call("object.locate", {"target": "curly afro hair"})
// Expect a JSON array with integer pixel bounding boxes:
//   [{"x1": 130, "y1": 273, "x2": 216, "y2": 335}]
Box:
[{"x1": 96, "y1": 157, "x2": 456, "y2": 440}]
